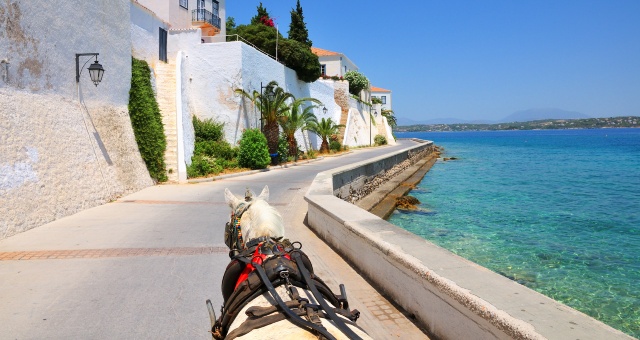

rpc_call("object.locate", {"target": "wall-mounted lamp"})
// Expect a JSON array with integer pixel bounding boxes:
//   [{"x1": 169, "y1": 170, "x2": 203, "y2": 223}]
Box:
[
  {"x1": 76, "y1": 53, "x2": 105, "y2": 86},
  {"x1": 1, "y1": 59, "x2": 9, "y2": 83},
  {"x1": 322, "y1": 106, "x2": 328, "y2": 115}
]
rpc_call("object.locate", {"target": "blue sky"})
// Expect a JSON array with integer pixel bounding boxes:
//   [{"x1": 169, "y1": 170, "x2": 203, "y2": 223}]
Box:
[{"x1": 226, "y1": 1, "x2": 640, "y2": 122}]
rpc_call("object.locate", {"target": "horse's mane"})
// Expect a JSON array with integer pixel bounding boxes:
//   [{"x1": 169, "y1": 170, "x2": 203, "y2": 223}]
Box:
[{"x1": 243, "y1": 198, "x2": 284, "y2": 241}]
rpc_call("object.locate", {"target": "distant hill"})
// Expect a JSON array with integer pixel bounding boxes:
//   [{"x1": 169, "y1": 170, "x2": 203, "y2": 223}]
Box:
[
  {"x1": 500, "y1": 108, "x2": 590, "y2": 123},
  {"x1": 396, "y1": 116, "x2": 492, "y2": 125},
  {"x1": 394, "y1": 116, "x2": 640, "y2": 132},
  {"x1": 398, "y1": 108, "x2": 589, "y2": 125}
]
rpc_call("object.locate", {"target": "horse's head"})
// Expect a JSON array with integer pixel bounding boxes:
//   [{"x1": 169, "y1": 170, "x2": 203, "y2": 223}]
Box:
[{"x1": 224, "y1": 185, "x2": 285, "y2": 249}]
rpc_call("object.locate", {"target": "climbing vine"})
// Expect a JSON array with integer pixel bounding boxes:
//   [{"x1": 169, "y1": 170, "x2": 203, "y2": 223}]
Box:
[{"x1": 128, "y1": 57, "x2": 168, "y2": 182}]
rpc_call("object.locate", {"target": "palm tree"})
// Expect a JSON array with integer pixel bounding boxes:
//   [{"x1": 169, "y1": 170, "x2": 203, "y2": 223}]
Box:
[
  {"x1": 381, "y1": 109, "x2": 397, "y2": 128},
  {"x1": 309, "y1": 117, "x2": 344, "y2": 153},
  {"x1": 235, "y1": 81, "x2": 293, "y2": 154},
  {"x1": 278, "y1": 98, "x2": 320, "y2": 158}
]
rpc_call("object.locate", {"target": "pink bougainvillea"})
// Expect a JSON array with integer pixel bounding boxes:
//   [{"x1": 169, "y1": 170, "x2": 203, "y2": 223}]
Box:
[{"x1": 260, "y1": 16, "x2": 274, "y2": 27}]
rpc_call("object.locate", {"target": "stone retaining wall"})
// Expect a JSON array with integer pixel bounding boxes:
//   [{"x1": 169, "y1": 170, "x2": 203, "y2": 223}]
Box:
[
  {"x1": 0, "y1": 1, "x2": 153, "y2": 239},
  {"x1": 304, "y1": 139, "x2": 633, "y2": 340},
  {"x1": 332, "y1": 139, "x2": 434, "y2": 201}
]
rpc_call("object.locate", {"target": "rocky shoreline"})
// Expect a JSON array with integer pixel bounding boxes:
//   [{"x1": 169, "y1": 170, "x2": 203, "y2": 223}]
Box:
[{"x1": 334, "y1": 144, "x2": 443, "y2": 219}]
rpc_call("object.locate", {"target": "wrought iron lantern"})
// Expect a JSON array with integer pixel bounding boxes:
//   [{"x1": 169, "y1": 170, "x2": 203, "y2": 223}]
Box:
[{"x1": 76, "y1": 53, "x2": 105, "y2": 87}]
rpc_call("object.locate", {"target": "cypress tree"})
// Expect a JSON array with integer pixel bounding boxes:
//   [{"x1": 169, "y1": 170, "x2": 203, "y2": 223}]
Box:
[
  {"x1": 250, "y1": 2, "x2": 270, "y2": 25},
  {"x1": 288, "y1": 0, "x2": 312, "y2": 47}
]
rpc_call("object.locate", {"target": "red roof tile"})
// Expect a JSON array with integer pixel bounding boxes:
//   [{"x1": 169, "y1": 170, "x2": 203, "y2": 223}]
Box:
[
  {"x1": 311, "y1": 47, "x2": 341, "y2": 57},
  {"x1": 371, "y1": 86, "x2": 391, "y2": 93}
]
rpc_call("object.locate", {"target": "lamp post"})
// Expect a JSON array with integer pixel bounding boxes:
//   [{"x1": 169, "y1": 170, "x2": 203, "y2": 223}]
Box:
[
  {"x1": 260, "y1": 82, "x2": 274, "y2": 131},
  {"x1": 75, "y1": 53, "x2": 105, "y2": 86},
  {"x1": 370, "y1": 109, "x2": 377, "y2": 146}
]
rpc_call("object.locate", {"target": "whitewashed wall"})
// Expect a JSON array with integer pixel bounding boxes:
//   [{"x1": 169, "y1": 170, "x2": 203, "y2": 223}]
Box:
[
  {"x1": 0, "y1": 0, "x2": 153, "y2": 239},
  {"x1": 175, "y1": 41, "x2": 342, "y2": 153},
  {"x1": 165, "y1": 37, "x2": 390, "y2": 165},
  {"x1": 343, "y1": 98, "x2": 374, "y2": 146},
  {"x1": 131, "y1": 2, "x2": 169, "y2": 66}
]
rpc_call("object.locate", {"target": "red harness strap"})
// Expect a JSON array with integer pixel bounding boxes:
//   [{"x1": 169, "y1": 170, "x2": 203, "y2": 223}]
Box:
[
  {"x1": 235, "y1": 246, "x2": 266, "y2": 290},
  {"x1": 234, "y1": 242, "x2": 292, "y2": 290}
]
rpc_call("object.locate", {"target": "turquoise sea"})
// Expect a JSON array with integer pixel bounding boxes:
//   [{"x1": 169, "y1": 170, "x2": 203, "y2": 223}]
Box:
[{"x1": 391, "y1": 129, "x2": 640, "y2": 337}]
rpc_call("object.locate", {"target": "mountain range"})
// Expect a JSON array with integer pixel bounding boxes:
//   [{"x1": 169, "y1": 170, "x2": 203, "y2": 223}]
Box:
[{"x1": 397, "y1": 108, "x2": 591, "y2": 126}]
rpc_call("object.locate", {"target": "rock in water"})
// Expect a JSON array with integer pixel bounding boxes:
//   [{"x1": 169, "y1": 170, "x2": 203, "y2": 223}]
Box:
[{"x1": 396, "y1": 195, "x2": 421, "y2": 210}]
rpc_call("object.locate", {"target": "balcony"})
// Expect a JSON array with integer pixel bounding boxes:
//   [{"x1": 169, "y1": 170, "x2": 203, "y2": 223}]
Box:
[{"x1": 192, "y1": 9, "x2": 221, "y2": 36}]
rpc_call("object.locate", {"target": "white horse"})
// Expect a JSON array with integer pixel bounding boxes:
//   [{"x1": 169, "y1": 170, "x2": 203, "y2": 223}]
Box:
[
  {"x1": 207, "y1": 186, "x2": 371, "y2": 340},
  {"x1": 224, "y1": 185, "x2": 285, "y2": 244}
]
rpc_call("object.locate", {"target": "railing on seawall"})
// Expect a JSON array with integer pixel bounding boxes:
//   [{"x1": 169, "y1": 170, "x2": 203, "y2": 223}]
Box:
[{"x1": 304, "y1": 138, "x2": 633, "y2": 340}]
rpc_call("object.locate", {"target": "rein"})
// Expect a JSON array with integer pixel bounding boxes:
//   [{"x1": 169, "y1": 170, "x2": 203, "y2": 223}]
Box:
[
  {"x1": 224, "y1": 202, "x2": 252, "y2": 256},
  {"x1": 212, "y1": 239, "x2": 362, "y2": 340}
]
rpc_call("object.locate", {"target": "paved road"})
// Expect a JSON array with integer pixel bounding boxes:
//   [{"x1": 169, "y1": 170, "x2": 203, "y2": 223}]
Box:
[{"x1": 0, "y1": 140, "x2": 428, "y2": 339}]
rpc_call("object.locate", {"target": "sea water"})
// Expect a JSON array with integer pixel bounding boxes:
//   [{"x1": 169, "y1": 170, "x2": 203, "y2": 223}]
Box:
[{"x1": 390, "y1": 129, "x2": 640, "y2": 337}]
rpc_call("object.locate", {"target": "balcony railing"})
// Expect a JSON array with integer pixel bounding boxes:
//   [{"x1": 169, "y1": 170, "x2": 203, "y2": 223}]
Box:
[{"x1": 192, "y1": 9, "x2": 221, "y2": 29}]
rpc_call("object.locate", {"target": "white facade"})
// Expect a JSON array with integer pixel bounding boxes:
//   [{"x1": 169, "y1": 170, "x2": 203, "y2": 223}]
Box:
[
  {"x1": 312, "y1": 47, "x2": 358, "y2": 78},
  {"x1": 165, "y1": 36, "x2": 391, "y2": 163},
  {"x1": 136, "y1": 0, "x2": 226, "y2": 42},
  {"x1": 0, "y1": 0, "x2": 153, "y2": 239},
  {"x1": 131, "y1": 2, "x2": 171, "y2": 65},
  {"x1": 371, "y1": 86, "x2": 392, "y2": 112}
]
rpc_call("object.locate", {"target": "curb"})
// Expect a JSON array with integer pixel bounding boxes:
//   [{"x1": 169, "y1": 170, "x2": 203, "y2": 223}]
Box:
[{"x1": 185, "y1": 154, "x2": 343, "y2": 184}]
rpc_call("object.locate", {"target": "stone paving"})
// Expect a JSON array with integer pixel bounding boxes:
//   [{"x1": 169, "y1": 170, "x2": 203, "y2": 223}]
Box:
[
  {"x1": 0, "y1": 141, "x2": 429, "y2": 339},
  {"x1": 0, "y1": 246, "x2": 228, "y2": 260}
]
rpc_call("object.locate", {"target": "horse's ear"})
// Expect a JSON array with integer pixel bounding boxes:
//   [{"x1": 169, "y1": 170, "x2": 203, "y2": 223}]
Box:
[
  {"x1": 257, "y1": 185, "x2": 269, "y2": 201},
  {"x1": 224, "y1": 188, "x2": 240, "y2": 208}
]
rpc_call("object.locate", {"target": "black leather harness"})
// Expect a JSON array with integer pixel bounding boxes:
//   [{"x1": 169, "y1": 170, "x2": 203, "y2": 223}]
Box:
[{"x1": 212, "y1": 239, "x2": 362, "y2": 340}]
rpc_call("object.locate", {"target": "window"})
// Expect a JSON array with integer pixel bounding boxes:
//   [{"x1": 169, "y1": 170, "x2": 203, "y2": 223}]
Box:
[
  {"x1": 344, "y1": 66, "x2": 347, "y2": 73},
  {"x1": 381, "y1": 96, "x2": 387, "y2": 104},
  {"x1": 159, "y1": 28, "x2": 168, "y2": 62},
  {"x1": 212, "y1": 0, "x2": 219, "y2": 16},
  {"x1": 320, "y1": 64, "x2": 326, "y2": 76},
  {"x1": 179, "y1": 0, "x2": 188, "y2": 9}
]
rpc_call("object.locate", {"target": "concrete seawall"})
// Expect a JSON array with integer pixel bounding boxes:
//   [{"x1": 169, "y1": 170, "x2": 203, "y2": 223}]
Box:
[{"x1": 304, "y1": 139, "x2": 633, "y2": 340}]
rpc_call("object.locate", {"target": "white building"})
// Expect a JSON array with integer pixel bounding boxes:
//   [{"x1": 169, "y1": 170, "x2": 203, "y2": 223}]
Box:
[
  {"x1": 311, "y1": 47, "x2": 358, "y2": 78},
  {"x1": 135, "y1": 0, "x2": 226, "y2": 43},
  {"x1": 371, "y1": 86, "x2": 392, "y2": 111}
]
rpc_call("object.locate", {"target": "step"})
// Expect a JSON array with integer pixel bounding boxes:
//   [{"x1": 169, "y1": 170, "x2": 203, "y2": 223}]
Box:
[{"x1": 154, "y1": 62, "x2": 180, "y2": 183}]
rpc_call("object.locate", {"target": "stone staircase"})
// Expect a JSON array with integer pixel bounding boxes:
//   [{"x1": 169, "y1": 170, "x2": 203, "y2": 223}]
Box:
[
  {"x1": 337, "y1": 108, "x2": 349, "y2": 144},
  {"x1": 154, "y1": 61, "x2": 179, "y2": 182}
]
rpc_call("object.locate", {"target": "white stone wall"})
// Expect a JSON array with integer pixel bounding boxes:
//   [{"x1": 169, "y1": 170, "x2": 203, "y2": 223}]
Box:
[
  {"x1": 0, "y1": 0, "x2": 153, "y2": 239},
  {"x1": 131, "y1": 2, "x2": 169, "y2": 66},
  {"x1": 167, "y1": 39, "x2": 392, "y2": 162},
  {"x1": 176, "y1": 41, "x2": 342, "y2": 152},
  {"x1": 341, "y1": 98, "x2": 374, "y2": 147}
]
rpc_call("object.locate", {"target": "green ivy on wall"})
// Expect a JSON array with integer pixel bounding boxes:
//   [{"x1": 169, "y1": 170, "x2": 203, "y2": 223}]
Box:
[{"x1": 128, "y1": 57, "x2": 168, "y2": 183}]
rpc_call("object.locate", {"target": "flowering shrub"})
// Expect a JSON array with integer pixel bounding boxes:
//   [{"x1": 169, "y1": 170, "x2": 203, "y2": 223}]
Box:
[
  {"x1": 260, "y1": 16, "x2": 274, "y2": 27},
  {"x1": 321, "y1": 75, "x2": 344, "y2": 81},
  {"x1": 344, "y1": 70, "x2": 370, "y2": 96}
]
